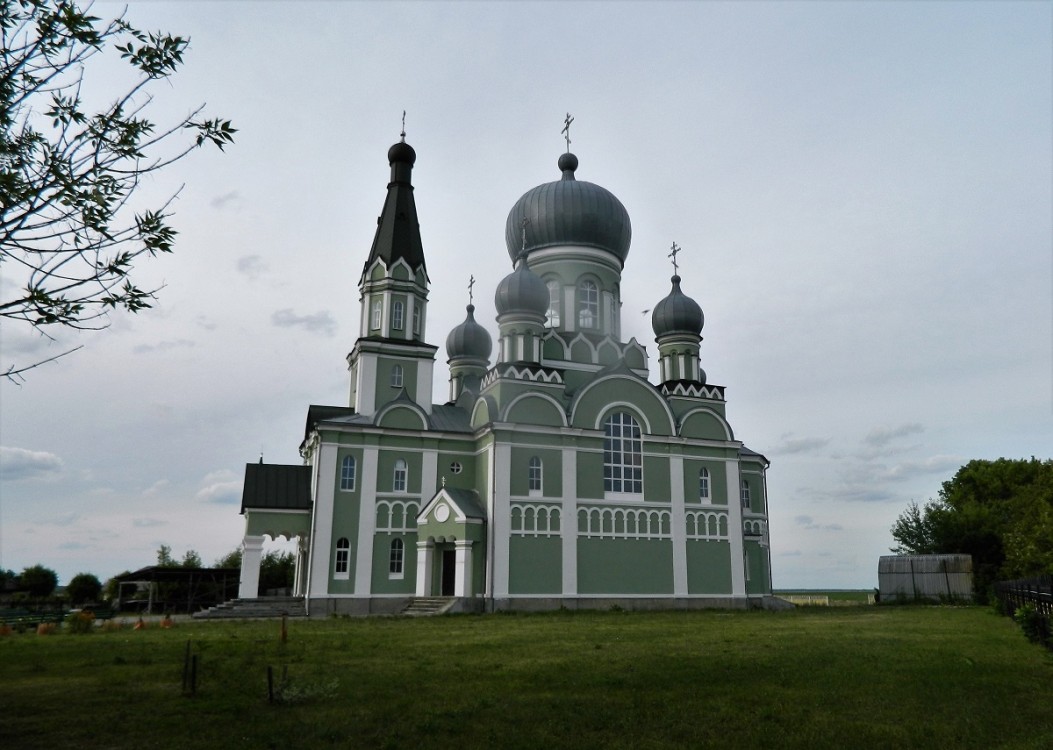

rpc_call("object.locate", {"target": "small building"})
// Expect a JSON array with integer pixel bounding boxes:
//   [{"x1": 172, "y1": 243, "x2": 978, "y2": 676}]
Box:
[{"x1": 878, "y1": 554, "x2": 973, "y2": 602}]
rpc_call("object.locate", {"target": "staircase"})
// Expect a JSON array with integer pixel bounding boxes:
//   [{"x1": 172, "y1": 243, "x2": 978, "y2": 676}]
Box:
[
  {"x1": 401, "y1": 597, "x2": 455, "y2": 617},
  {"x1": 192, "y1": 596, "x2": 306, "y2": 620}
]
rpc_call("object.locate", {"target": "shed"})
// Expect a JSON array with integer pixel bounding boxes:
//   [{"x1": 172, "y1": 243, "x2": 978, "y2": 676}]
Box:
[{"x1": 878, "y1": 554, "x2": 973, "y2": 602}]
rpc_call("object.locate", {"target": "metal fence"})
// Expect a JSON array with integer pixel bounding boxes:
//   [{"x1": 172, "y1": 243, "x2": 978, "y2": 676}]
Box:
[
  {"x1": 878, "y1": 554, "x2": 973, "y2": 602},
  {"x1": 994, "y1": 575, "x2": 1053, "y2": 619}
]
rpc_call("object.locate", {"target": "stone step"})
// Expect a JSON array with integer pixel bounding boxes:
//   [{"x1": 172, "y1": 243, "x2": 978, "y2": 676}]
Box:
[
  {"x1": 401, "y1": 597, "x2": 455, "y2": 616},
  {"x1": 192, "y1": 596, "x2": 306, "y2": 620}
]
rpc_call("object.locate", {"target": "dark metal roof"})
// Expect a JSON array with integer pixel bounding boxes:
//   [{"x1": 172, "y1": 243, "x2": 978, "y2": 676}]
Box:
[
  {"x1": 652, "y1": 275, "x2": 703, "y2": 337},
  {"x1": 494, "y1": 262, "x2": 549, "y2": 317},
  {"x1": 505, "y1": 152, "x2": 631, "y2": 265},
  {"x1": 446, "y1": 304, "x2": 493, "y2": 361},
  {"x1": 442, "y1": 487, "x2": 487, "y2": 519},
  {"x1": 427, "y1": 404, "x2": 472, "y2": 433},
  {"x1": 241, "y1": 463, "x2": 312, "y2": 512},
  {"x1": 362, "y1": 140, "x2": 427, "y2": 275},
  {"x1": 739, "y1": 445, "x2": 770, "y2": 467},
  {"x1": 113, "y1": 566, "x2": 240, "y2": 583},
  {"x1": 304, "y1": 404, "x2": 357, "y2": 442}
]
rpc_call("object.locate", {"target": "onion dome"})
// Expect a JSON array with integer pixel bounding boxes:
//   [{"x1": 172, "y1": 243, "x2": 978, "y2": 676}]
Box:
[
  {"x1": 446, "y1": 304, "x2": 492, "y2": 360},
  {"x1": 505, "y1": 152, "x2": 631, "y2": 265},
  {"x1": 651, "y1": 275, "x2": 704, "y2": 337},
  {"x1": 494, "y1": 262, "x2": 549, "y2": 316}
]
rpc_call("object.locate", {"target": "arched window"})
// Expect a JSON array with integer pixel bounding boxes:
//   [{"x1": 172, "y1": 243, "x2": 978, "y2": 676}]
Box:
[
  {"x1": 528, "y1": 456, "x2": 542, "y2": 494},
  {"x1": 603, "y1": 412, "x2": 642, "y2": 493},
  {"x1": 412, "y1": 305, "x2": 421, "y2": 335},
  {"x1": 392, "y1": 301, "x2": 404, "y2": 330},
  {"x1": 699, "y1": 467, "x2": 710, "y2": 502},
  {"x1": 340, "y1": 455, "x2": 356, "y2": 491},
  {"x1": 741, "y1": 480, "x2": 751, "y2": 509},
  {"x1": 546, "y1": 280, "x2": 561, "y2": 327},
  {"x1": 389, "y1": 538, "x2": 404, "y2": 576},
  {"x1": 578, "y1": 280, "x2": 598, "y2": 329},
  {"x1": 334, "y1": 537, "x2": 350, "y2": 577},
  {"x1": 391, "y1": 364, "x2": 403, "y2": 388},
  {"x1": 371, "y1": 299, "x2": 382, "y2": 330},
  {"x1": 393, "y1": 459, "x2": 408, "y2": 492}
]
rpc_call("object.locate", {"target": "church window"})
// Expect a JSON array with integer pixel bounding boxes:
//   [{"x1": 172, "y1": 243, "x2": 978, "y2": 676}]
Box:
[
  {"x1": 393, "y1": 459, "x2": 408, "y2": 492},
  {"x1": 699, "y1": 467, "x2": 710, "y2": 502},
  {"x1": 603, "y1": 412, "x2": 642, "y2": 494},
  {"x1": 372, "y1": 299, "x2": 382, "y2": 330},
  {"x1": 578, "y1": 280, "x2": 598, "y2": 329},
  {"x1": 391, "y1": 364, "x2": 403, "y2": 388},
  {"x1": 389, "y1": 538, "x2": 404, "y2": 576},
  {"x1": 334, "y1": 537, "x2": 350, "y2": 577},
  {"x1": 741, "y1": 480, "x2": 751, "y2": 509},
  {"x1": 528, "y1": 456, "x2": 542, "y2": 494},
  {"x1": 546, "y1": 280, "x2": 561, "y2": 327},
  {"x1": 450, "y1": 461, "x2": 463, "y2": 474},
  {"x1": 412, "y1": 305, "x2": 421, "y2": 335},
  {"x1": 340, "y1": 455, "x2": 356, "y2": 491},
  {"x1": 392, "y1": 301, "x2": 404, "y2": 330}
]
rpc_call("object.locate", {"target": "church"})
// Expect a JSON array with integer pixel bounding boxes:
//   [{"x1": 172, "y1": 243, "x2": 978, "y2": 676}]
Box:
[{"x1": 236, "y1": 127, "x2": 774, "y2": 615}]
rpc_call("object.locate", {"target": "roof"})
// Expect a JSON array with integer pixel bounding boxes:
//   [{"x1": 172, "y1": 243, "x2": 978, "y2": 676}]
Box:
[
  {"x1": 443, "y1": 488, "x2": 487, "y2": 519},
  {"x1": 739, "y1": 445, "x2": 770, "y2": 467},
  {"x1": 113, "y1": 566, "x2": 240, "y2": 583},
  {"x1": 362, "y1": 140, "x2": 426, "y2": 275},
  {"x1": 241, "y1": 463, "x2": 312, "y2": 512},
  {"x1": 428, "y1": 404, "x2": 473, "y2": 433}
]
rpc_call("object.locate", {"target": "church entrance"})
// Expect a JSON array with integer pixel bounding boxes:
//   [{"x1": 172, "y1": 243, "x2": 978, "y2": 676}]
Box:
[{"x1": 440, "y1": 548, "x2": 456, "y2": 596}]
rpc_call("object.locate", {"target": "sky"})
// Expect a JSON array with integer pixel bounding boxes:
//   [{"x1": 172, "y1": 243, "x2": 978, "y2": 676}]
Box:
[{"x1": 1, "y1": 1, "x2": 1050, "y2": 590}]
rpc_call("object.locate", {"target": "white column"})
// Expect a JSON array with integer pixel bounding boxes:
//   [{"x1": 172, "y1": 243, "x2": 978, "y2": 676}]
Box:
[
  {"x1": 416, "y1": 359, "x2": 434, "y2": 414},
  {"x1": 415, "y1": 540, "x2": 433, "y2": 596},
  {"x1": 306, "y1": 443, "x2": 338, "y2": 597},
  {"x1": 293, "y1": 536, "x2": 308, "y2": 596},
  {"x1": 421, "y1": 450, "x2": 438, "y2": 499},
  {"x1": 454, "y1": 540, "x2": 473, "y2": 596},
  {"x1": 354, "y1": 447, "x2": 379, "y2": 595},
  {"x1": 239, "y1": 534, "x2": 265, "y2": 599},
  {"x1": 355, "y1": 356, "x2": 377, "y2": 415},
  {"x1": 726, "y1": 460, "x2": 746, "y2": 596},
  {"x1": 669, "y1": 456, "x2": 688, "y2": 595},
  {"x1": 492, "y1": 443, "x2": 512, "y2": 597},
  {"x1": 561, "y1": 447, "x2": 578, "y2": 595}
]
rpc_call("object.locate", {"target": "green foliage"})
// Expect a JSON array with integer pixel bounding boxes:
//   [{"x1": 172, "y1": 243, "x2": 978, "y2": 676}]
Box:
[
  {"x1": 890, "y1": 458, "x2": 1053, "y2": 596},
  {"x1": 64, "y1": 609, "x2": 94, "y2": 634},
  {"x1": 214, "y1": 547, "x2": 242, "y2": 569},
  {"x1": 18, "y1": 564, "x2": 58, "y2": 597},
  {"x1": 180, "y1": 549, "x2": 202, "y2": 568},
  {"x1": 1012, "y1": 603, "x2": 1049, "y2": 645},
  {"x1": 156, "y1": 544, "x2": 176, "y2": 567},
  {"x1": 259, "y1": 551, "x2": 294, "y2": 594},
  {"x1": 65, "y1": 572, "x2": 101, "y2": 604},
  {"x1": 0, "y1": 0, "x2": 235, "y2": 380}
]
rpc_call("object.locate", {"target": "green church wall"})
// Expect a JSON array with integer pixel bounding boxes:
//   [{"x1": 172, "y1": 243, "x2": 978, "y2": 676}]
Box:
[
  {"x1": 370, "y1": 532, "x2": 417, "y2": 594},
  {"x1": 744, "y1": 541, "x2": 769, "y2": 594},
  {"x1": 392, "y1": 265, "x2": 410, "y2": 281},
  {"x1": 622, "y1": 344, "x2": 646, "y2": 370},
  {"x1": 377, "y1": 404, "x2": 427, "y2": 430},
  {"x1": 686, "y1": 540, "x2": 733, "y2": 594},
  {"x1": 374, "y1": 357, "x2": 418, "y2": 410},
  {"x1": 244, "y1": 510, "x2": 311, "y2": 539},
  {"x1": 505, "y1": 394, "x2": 566, "y2": 427},
  {"x1": 577, "y1": 538, "x2": 674, "y2": 594},
  {"x1": 377, "y1": 450, "x2": 422, "y2": 494},
  {"x1": 679, "y1": 409, "x2": 732, "y2": 441},
  {"x1": 643, "y1": 454, "x2": 670, "y2": 501},
  {"x1": 682, "y1": 458, "x2": 727, "y2": 505},
  {"x1": 576, "y1": 451, "x2": 605, "y2": 499},
  {"x1": 510, "y1": 447, "x2": 563, "y2": 496},
  {"x1": 572, "y1": 379, "x2": 674, "y2": 436},
  {"x1": 437, "y1": 452, "x2": 476, "y2": 491},
  {"x1": 542, "y1": 336, "x2": 565, "y2": 360},
  {"x1": 328, "y1": 491, "x2": 360, "y2": 593},
  {"x1": 508, "y1": 536, "x2": 562, "y2": 593}
]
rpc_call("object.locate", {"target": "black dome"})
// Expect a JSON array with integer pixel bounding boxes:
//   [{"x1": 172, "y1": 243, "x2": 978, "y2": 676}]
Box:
[
  {"x1": 505, "y1": 152, "x2": 631, "y2": 264},
  {"x1": 446, "y1": 305, "x2": 492, "y2": 360},
  {"x1": 495, "y1": 263, "x2": 549, "y2": 317},
  {"x1": 652, "y1": 275, "x2": 703, "y2": 337}
]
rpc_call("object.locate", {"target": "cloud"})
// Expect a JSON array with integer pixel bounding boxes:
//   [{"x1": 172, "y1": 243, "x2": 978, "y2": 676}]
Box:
[
  {"x1": 197, "y1": 480, "x2": 242, "y2": 505},
  {"x1": 210, "y1": 190, "x2": 240, "y2": 209},
  {"x1": 48, "y1": 512, "x2": 82, "y2": 527},
  {"x1": 794, "y1": 515, "x2": 844, "y2": 532},
  {"x1": 864, "y1": 423, "x2": 924, "y2": 447},
  {"x1": 58, "y1": 541, "x2": 91, "y2": 550},
  {"x1": 132, "y1": 518, "x2": 167, "y2": 528},
  {"x1": 142, "y1": 479, "x2": 170, "y2": 498},
  {"x1": 0, "y1": 446, "x2": 63, "y2": 481},
  {"x1": 237, "y1": 254, "x2": 267, "y2": 280},
  {"x1": 774, "y1": 433, "x2": 830, "y2": 455},
  {"x1": 132, "y1": 339, "x2": 196, "y2": 355},
  {"x1": 271, "y1": 308, "x2": 337, "y2": 336}
]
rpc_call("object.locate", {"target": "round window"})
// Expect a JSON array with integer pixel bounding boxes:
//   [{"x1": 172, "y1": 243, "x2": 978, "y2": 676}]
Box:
[{"x1": 450, "y1": 461, "x2": 463, "y2": 474}]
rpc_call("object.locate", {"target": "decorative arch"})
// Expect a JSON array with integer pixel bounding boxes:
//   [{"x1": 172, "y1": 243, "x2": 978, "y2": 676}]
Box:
[
  {"x1": 470, "y1": 395, "x2": 498, "y2": 428},
  {"x1": 678, "y1": 407, "x2": 734, "y2": 441},
  {"x1": 570, "y1": 374, "x2": 677, "y2": 436},
  {"x1": 375, "y1": 402, "x2": 427, "y2": 430},
  {"x1": 503, "y1": 392, "x2": 568, "y2": 427}
]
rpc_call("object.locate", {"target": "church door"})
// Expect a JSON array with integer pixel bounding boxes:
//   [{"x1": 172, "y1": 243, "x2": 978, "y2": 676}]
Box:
[{"x1": 441, "y1": 549, "x2": 456, "y2": 596}]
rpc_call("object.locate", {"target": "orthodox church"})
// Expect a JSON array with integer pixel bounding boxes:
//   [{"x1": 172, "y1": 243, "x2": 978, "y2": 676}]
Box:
[{"x1": 237, "y1": 128, "x2": 773, "y2": 614}]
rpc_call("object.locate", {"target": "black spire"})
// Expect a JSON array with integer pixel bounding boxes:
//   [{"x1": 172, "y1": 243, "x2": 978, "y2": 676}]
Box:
[{"x1": 363, "y1": 139, "x2": 426, "y2": 274}]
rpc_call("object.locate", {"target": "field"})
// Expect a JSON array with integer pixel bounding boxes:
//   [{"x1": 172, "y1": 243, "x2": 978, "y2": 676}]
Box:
[{"x1": 2, "y1": 606, "x2": 1051, "y2": 749}]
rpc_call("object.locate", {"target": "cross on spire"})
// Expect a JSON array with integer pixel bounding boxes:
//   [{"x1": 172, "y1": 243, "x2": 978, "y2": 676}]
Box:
[
  {"x1": 668, "y1": 241, "x2": 682, "y2": 275},
  {"x1": 562, "y1": 112, "x2": 574, "y2": 153},
  {"x1": 400, "y1": 110, "x2": 406, "y2": 142},
  {"x1": 468, "y1": 275, "x2": 475, "y2": 304}
]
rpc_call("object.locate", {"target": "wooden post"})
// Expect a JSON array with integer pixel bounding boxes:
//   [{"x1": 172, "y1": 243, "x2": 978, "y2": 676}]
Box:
[
  {"x1": 280, "y1": 614, "x2": 288, "y2": 644},
  {"x1": 267, "y1": 665, "x2": 274, "y2": 703},
  {"x1": 182, "y1": 640, "x2": 191, "y2": 693}
]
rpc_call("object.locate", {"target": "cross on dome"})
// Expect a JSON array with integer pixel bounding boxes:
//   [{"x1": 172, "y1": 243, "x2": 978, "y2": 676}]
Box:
[
  {"x1": 400, "y1": 110, "x2": 406, "y2": 142},
  {"x1": 668, "y1": 241, "x2": 682, "y2": 275},
  {"x1": 468, "y1": 275, "x2": 475, "y2": 304},
  {"x1": 562, "y1": 113, "x2": 574, "y2": 153}
]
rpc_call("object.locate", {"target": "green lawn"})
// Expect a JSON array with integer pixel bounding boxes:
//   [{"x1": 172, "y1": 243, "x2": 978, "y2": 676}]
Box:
[{"x1": 1, "y1": 606, "x2": 1050, "y2": 749}]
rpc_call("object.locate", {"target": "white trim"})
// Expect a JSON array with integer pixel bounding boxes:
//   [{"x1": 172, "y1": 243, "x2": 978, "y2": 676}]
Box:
[
  {"x1": 561, "y1": 447, "x2": 578, "y2": 595},
  {"x1": 454, "y1": 540, "x2": 473, "y2": 596},
  {"x1": 354, "y1": 447, "x2": 379, "y2": 595},
  {"x1": 421, "y1": 450, "x2": 438, "y2": 502},
  {"x1": 238, "y1": 534, "x2": 265, "y2": 598},
  {"x1": 416, "y1": 539, "x2": 433, "y2": 596},
  {"x1": 492, "y1": 443, "x2": 511, "y2": 597},
  {"x1": 669, "y1": 456, "x2": 688, "y2": 595},
  {"x1": 726, "y1": 461, "x2": 746, "y2": 596},
  {"x1": 307, "y1": 443, "x2": 338, "y2": 596}
]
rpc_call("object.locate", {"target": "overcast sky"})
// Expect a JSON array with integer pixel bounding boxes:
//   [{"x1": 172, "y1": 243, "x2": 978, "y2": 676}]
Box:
[{"x1": 1, "y1": 1, "x2": 1049, "y2": 590}]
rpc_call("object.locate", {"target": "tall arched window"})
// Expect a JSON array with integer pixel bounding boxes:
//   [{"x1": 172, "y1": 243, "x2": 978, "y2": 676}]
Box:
[
  {"x1": 340, "y1": 455, "x2": 356, "y2": 491},
  {"x1": 392, "y1": 301, "x2": 404, "y2": 330},
  {"x1": 546, "y1": 280, "x2": 561, "y2": 327},
  {"x1": 412, "y1": 305, "x2": 421, "y2": 335},
  {"x1": 393, "y1": 459, "x2": 408, "y2": 492},
  {"x1": 741, "y1": 480, "x2": 751, "y2": 509},
  {"x1": 371, "y1": 299, "x2": 382, "y2": 330},
  {"x1": 334, "y1": 537, "x2": 350, "y2": 577},
  {"x1": 390, "y1": 364, "x2": 403, "y2": 388},
  {"x1": 389, "y1": 538, "x2": 404, "y2": 576},
  {"x1": 699, "y1": 467, "x2": 710, "y2": 502},
  {"x1": 528, "y1": 456, "x2": 543, "y2": 494},
  {"x1": 578, "y1": 280, "x2": 598, "y2": 329},
  {"x1": 603, "y1": 412, "x2": 642, "y2": 493}
]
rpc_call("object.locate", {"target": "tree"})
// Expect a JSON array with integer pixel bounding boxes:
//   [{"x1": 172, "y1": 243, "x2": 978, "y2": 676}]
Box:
[
  {"x1": 214, "y1": 547, "x2": 242, "y2": 569},
  {"x1": 259, "y1": 550, "x2": 294, "y2": 594},
  {"x1": 19, "y1": 563, "x2": 58, "y2": 597},
  {"x1": 180, "y1": 549, "x2": 202, "y2": 568},
  {"x1": 65, "y1": 571, "x2": 101, "y2": 604},
  {"x1": 1, "y1": 0, "x2": 235, "y2": 380},
  {"x1": 156, "y1": 543, "x2": 176, "y2": 567}
]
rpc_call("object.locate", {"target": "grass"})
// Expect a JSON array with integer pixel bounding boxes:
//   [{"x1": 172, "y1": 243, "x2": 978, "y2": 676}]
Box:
[{"x1": 2, "y1": 606, "x2": 1051, "y2": 749}]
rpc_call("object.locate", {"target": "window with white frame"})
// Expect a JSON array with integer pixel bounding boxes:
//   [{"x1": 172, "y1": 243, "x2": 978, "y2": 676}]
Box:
[
  {"x1": 528, "y1": 456, "x2": 542, "y2": 494},
  {"x1": 393, "y1": 459, "x2": 408, "y2": 492},
  {"x1": 412, "y1": 305, "x2": 421, "y2": 335},
  {"x1": 389, "y1": 538, "x2": 404, "y2": 576},
  {"x1": 603, "y1": 412, "x2": 642, "y2": 494},
  {"x1": 699, "y1": 467, "x2": 710, "y2": 502},
  {"x1": 392, "y1": 301, "x2": 404, "y2": 330},
  {"x1": 334, "y1": 537, "x2": 350, "y2": 577},
  {"x1": 546, "y1": 280, "x2": 561, "y2": 327},
  {"x1": 340, "y1": 455, "x2": 356, "y2": 491},
  {"x1": 741, "y1": 480, "x2": 751, "y2": 509},
  {"x1": 391, "y1": 364, "x2": 403, "y2": 388},
  {"x1": 578, "y1": 280, "x2": 598, "y2": 329},
  {"x1": 371, "y1": 299, "x2": 382, "y2": 330}
]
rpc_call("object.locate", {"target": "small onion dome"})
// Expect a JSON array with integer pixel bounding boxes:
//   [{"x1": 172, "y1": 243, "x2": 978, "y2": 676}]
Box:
[
  {"x1": 387, "y1": 140, "x2": 416, "y2": 166},
  {"x1": 494, "y1": 262, "x2": 549, "y2": 317},
  {"x1": 446, "y1": 304, "x2": 492, "y2": 360},
  {"x1": 651, "y1": 275, "x2": 704, "y2": 337},
  {"x1": 504, "y1": 152, "x2": 631, "y2": 265}
]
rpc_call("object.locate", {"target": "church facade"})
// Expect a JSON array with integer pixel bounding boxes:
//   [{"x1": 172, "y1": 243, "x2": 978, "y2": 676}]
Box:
[{"x1": 237, "y1": 134, "x2": 773, "y2": 615}]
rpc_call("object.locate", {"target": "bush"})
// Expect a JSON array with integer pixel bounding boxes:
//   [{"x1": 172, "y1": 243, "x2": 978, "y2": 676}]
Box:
[
  {"x1": 1012, "y1": 603, "x2": 1049, "y2": 645},
  {"x1": 65, "y1": 610, "x2": 96, "y2": 635}
]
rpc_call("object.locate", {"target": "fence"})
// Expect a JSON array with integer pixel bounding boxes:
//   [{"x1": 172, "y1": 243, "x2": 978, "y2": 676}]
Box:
[
  {"x1": 993, "y1": 575, "x2": 1052, "y2": 631},
  {"x1": 878, "y1": 554, "x2": 973, "y2": 602}
]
